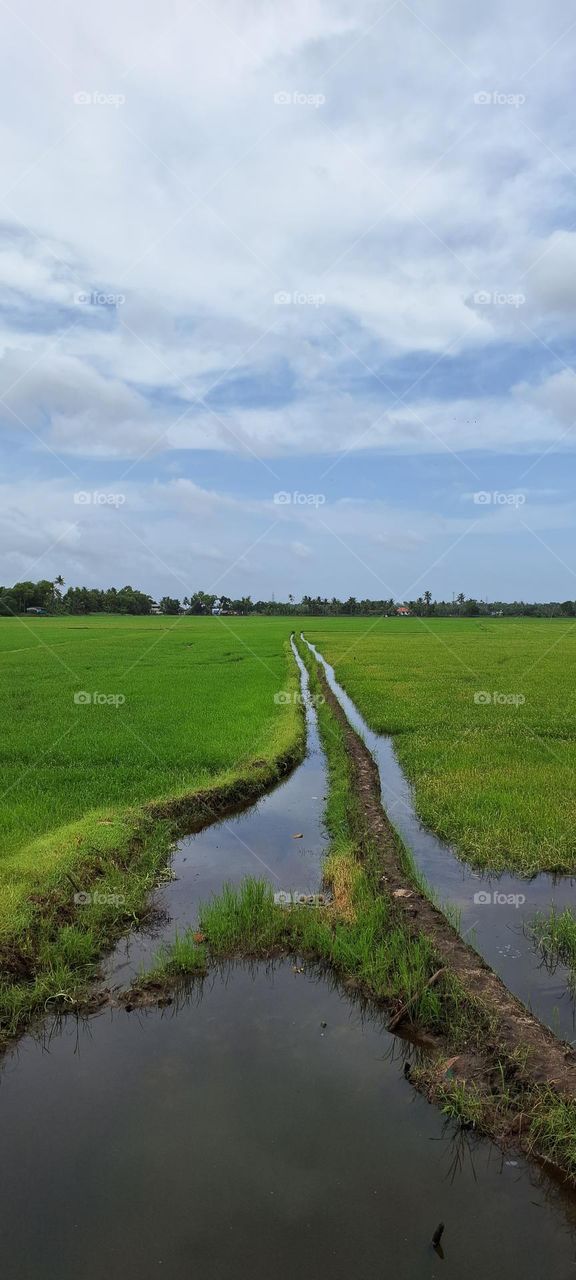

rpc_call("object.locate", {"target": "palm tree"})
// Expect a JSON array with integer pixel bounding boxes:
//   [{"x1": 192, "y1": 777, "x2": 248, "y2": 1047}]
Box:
[{"x1": 52, "y1": 575, "x2": 65, "y2": 608}]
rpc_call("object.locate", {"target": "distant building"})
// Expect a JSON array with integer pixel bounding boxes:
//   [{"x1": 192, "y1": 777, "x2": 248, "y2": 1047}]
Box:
[
  {"x1": 150, "y1": 602, "x2": 162, "y2": 615},
  {"x1": 26, "y1": 606, "x2": 48, "y2": 615},
  {"x1": 396, "y1": 606, "x2": 411, "y2": 616}
]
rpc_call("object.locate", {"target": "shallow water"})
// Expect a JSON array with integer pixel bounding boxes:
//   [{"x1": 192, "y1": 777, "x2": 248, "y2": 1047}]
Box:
[
  {"x1": 304, "y1": 636, "x2": 576, "y2": 1042},
  {"x1": 2, "y1": 639, "x2": 576, "y2": 1277},
  {"x1": 4, "y1": 964, "x2": 576, "y2": 1280}
]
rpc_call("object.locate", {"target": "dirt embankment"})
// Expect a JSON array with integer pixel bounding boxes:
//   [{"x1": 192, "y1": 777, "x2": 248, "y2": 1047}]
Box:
[{"x1": 316, "y1": 662, "x2": 576, "y2": 1097}]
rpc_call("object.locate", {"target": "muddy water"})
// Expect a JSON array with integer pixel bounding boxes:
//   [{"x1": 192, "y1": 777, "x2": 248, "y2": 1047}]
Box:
[
  {"x1": 2, "y1": 639, "x2": 576, "y2": 1278},
  {"x1": 304, "y1": 636, "x2": 576, "y2": 1042}
]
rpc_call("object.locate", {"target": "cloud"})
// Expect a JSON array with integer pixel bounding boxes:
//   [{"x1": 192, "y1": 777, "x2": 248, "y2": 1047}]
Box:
[
  {"x1": 2, "y1": 1, "x2": 576, "y2": 594},
  {"x1": 289, "y1": 540, "x2": 313, "y2": 559}
]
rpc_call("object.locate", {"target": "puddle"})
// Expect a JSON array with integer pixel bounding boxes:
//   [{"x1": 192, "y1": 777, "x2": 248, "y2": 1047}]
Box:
[
  {"x1": 3, "y1": 963, "x2": 576, "y2": 1280},
  {"x1": 304, "y1": 636, "x2": 576, "y2": 1042},
  {"x1": 2, "y1": 636, "x2": 576, "y2": 1277}
]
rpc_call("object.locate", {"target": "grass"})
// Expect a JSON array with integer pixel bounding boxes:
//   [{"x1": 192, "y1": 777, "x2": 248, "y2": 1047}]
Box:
[
  {"x1": 144, "y1": 929, "x2": 208, "y2": 982},
  {"x1": 0, "y1": 615, "x2": 299, "y2": 941},
  {"x1": 0, "y1": 814, "x2": 173, "y2": 1044},
  {"x1": 305, "y1": 617, "x2": 576, "y2": 873},
  {"x1": 529, "y1": 907, "x2": 576, "y2": 993},
  {"x1": 432, "y1": 1072, "x2": 576, "y2": 1176}
]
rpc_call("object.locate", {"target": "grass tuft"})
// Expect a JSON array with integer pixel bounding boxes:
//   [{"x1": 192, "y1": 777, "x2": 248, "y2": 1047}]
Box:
[{"x1": 529, "y1": 907, "x2": 576, "y2": 995}]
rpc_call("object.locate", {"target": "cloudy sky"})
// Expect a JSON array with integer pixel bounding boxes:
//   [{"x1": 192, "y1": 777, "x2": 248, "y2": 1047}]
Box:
[{"x1": 2, "y1": 0, "x2": 576, "y2": 601}]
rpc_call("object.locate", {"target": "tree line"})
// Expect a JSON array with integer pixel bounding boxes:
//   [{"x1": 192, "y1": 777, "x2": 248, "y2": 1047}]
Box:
[{"x1": 2, "y1": 578, "x2": 576, "y2": 618}]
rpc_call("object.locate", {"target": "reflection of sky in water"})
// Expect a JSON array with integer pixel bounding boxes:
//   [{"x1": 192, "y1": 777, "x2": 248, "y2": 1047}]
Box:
[{"x1": 1, "y1": 963, "x2": 576, "y2": 1280}]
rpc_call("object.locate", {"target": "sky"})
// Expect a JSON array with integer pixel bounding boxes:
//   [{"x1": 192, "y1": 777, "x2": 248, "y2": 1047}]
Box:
[{"x1": 1, "y1": 0, "x2": 576, "y2": 603}]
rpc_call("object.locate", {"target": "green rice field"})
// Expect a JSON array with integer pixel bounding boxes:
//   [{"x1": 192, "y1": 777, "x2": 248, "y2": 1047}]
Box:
[
  {"x1": 0, "y1": 615, "x2": 298, "y2": 938},
  {"x1": 306, "y1": 617, "x2": 576, "y2": 873},
  {"x1": 3, "y1": 612, "x2": 575, "y2": 950}
]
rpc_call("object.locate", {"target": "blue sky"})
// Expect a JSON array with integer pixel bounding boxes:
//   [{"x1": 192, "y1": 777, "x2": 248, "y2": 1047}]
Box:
[{"x1": 1, "y1": 0, "x2": 576, "y2": 601}]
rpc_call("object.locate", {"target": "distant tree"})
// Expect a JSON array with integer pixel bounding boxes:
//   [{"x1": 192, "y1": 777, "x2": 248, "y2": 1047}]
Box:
[
  {"x1": 12, "y1": 581, "x2": 38, "y2": 612},
  {"x1": 189, "y1": 591, "x2": 217, "y2": 615},
  {"x1": 159, "y1": 596, "x2": 181, "y2": 615},
  {"x1": 0, "y1": 589, "x2": 18, "y2": 615}
]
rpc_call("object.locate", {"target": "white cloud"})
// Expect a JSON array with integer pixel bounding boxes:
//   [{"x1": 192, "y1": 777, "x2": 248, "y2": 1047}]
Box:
[{"x1": 1, "y1": 1, "x2": 576, "y2": 594}]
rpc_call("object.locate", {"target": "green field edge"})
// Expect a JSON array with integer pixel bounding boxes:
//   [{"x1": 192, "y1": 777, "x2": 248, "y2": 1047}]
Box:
[
  {"x1": 0, "y1": 640, "x2": 306, "y2": 1052},
  {"x1": 132, "y1": 635, "x2": 576, "y2": 1183}
]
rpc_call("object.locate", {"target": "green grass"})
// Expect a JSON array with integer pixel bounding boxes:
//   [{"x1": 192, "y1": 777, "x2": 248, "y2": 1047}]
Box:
[
  {"x1": 144, "y1": 929, "x2": 208, "y2": 982},
  {"x1": 0, "y1": 615, "x2": 299, "y2": 940},
  {"x1": 530, "y1": 907, "x2": 576, "y2": 993},
  {"x1": 0, "y1": 813, "x2": 173, "y2": 1044},
  {"x1": 528, "y1": 1089, "x2": 576, "y2": 1171},
  {"x1": 306, "y1": 617, "x2": 576, "y2": 873},
  {"x1": 432, "y1": 1072, "x2": 576, "y2": 1176}
]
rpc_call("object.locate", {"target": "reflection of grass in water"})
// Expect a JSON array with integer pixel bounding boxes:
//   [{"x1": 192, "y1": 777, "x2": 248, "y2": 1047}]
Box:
[{"x1": 530, "y1": 907, "x2": 576, "y2": 996}]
